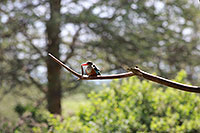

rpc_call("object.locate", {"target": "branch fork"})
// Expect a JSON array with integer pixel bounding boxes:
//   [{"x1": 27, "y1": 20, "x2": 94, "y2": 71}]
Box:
[{"x1": 48, "y1": 53, "x2": 200, "y2": 93}]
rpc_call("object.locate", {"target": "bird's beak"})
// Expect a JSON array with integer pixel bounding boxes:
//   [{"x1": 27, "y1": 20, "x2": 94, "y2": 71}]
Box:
[{"x1": 81, "y1": 63, "x2": 88, "y2": 66}]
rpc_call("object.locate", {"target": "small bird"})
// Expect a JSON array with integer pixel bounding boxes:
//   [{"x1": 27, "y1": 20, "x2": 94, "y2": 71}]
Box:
[{"x1": 81, "y1": 61, "x2": 101, "y2": 76}]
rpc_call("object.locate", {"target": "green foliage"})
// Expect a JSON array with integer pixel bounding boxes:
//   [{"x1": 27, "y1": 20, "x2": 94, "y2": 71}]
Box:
[
  {"x1": 77, "y1": 71, "x2": 200, "y2": 132},
  {"x1": 14, "y1": 104, "x2": 47, "y2": 123},
  {"x1": 1, "y1": 0, "x2": 200, "y2": 131},
  {"x1": 31, "y1": 112, "x2": 87, "y2": 133},
  {"x1": 10, "y1": 71, "x2": 200, "y2": 132}
]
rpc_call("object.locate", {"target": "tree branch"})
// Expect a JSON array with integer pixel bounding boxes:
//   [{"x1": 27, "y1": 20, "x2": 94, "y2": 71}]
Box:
[
  {"x1": 48, "y1": 53, "x2": 134, "y2": 79},
  {"x1": 128, "y1": 66, "x2": 200, "y2": 93},
  {"x1": 48, "y1": 53, "x2": 200, "y2": 93}
]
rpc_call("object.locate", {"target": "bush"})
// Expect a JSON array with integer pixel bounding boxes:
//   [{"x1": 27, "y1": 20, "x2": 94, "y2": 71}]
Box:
[
  {"x1": 6, "y1": 70, "x2": 200, "y2": 132},
  {"x1": 78, "y1": 70, "x2": 200, "y2": 132}
]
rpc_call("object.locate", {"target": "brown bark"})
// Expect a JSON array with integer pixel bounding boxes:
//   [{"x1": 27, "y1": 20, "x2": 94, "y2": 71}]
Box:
[
  {"x1": 46, "y1": 0, "x2": 61, "y2": 114},
  {"x1": 128, "y1": 67, "x2": 200, "y2": 93},
  {"x1": 49, "y1": 53, "x2": 200, "y2": 93},
  {"x1": 48, "y1": 53, "x2": 135, "y2": 80}
]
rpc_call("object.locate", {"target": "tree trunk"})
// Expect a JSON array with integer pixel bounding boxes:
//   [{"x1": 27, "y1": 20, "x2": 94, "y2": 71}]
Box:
[{"x1": 46, "y1": 0, "x2": 61, "y2": 114}]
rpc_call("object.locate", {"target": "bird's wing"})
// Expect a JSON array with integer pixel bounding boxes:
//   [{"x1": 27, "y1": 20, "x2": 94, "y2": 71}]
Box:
[
  {"x1": 93, "y1": 65, "x2": 101, "y2": 75},
  {"x1": 93, "y1": 65, "x2": 100, "y2": 71}
]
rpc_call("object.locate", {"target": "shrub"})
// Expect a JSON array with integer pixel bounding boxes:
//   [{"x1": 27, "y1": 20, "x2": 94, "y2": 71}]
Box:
[
  {"x1": 6, "y1": 70, "x2": 200, "y2": 132},
  {"x1": 78, "y1": 70, "x2": 200, "y2": 132}
]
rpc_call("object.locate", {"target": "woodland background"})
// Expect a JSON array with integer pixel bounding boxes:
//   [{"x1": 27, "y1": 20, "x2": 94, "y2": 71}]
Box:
[{"x1": 0, "y1": 0, "x2": 200, "y2": 132}]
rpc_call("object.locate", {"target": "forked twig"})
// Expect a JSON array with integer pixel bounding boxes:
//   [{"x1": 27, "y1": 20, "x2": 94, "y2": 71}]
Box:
[
  {"x1": 48, "y1": 53, "x2": 200, "y2": 93},
  {"x1": 48, "y1": 53, "x2": 135, "y2": 80},
  {"x1": 128, "y1": 67, "x2": 200, "y2": 93}
]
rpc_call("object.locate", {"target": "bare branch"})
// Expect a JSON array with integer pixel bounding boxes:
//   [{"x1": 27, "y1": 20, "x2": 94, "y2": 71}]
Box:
[
  {"x1": 48, "y1": 53, "x2": 200, "y2": 93},
  {"x1": 128, "y1": 66, "x2": 200, "y2": 93},
  {"x1": 48, "y1": 53, "x2": 135, "y2": 80},
  {"x1": 48, "y1": 53, "x2": 82, "y2": 78}
]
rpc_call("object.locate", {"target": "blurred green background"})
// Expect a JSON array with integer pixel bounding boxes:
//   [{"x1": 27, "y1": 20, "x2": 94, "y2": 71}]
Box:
[{"x1": 0, "y1": 0, "x2": 200, "y2": 132}]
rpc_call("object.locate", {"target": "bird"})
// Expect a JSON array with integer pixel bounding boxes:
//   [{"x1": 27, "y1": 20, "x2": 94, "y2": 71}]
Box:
[{"x1": 81, "y1": 61, "x2": 101, "y2": 76}]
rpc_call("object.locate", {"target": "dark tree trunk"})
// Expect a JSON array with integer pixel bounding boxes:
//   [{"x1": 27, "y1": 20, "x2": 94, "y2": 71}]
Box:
[{"x1": 46, "y1": 0, "x2": 61, "y2": 114}]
